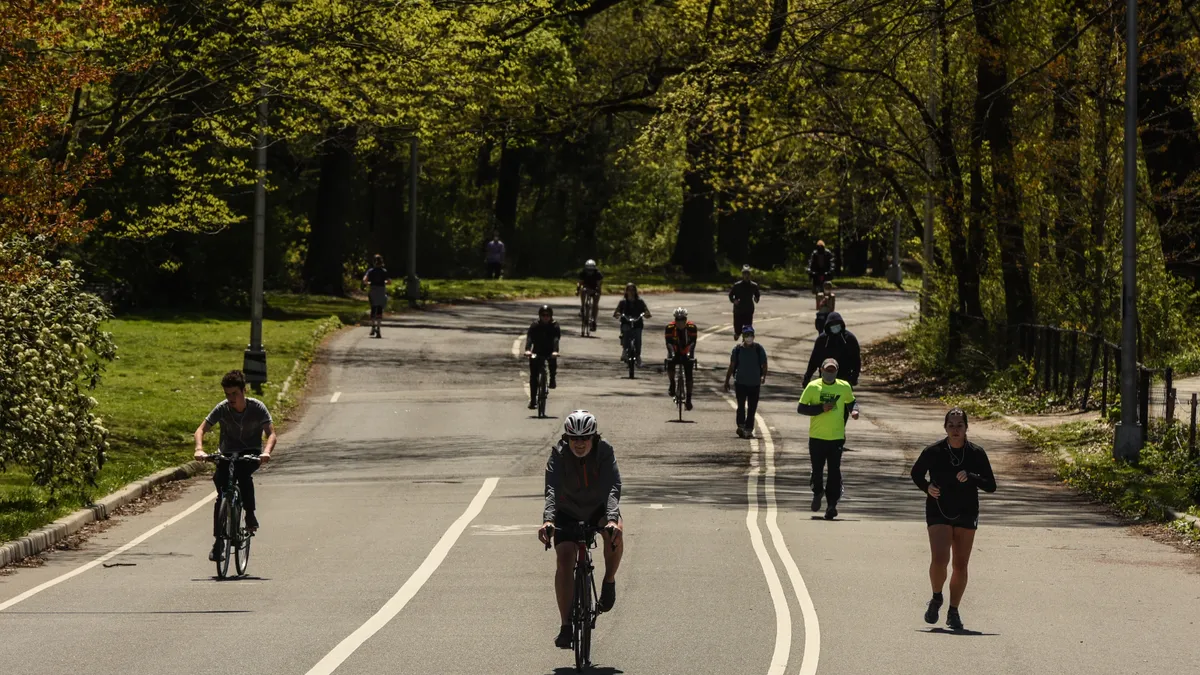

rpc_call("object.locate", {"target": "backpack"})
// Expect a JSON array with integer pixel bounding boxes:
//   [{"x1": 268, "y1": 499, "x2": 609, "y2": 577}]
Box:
[{"x1": 734, "y1": 343, "x2": 766, "y2": 376}]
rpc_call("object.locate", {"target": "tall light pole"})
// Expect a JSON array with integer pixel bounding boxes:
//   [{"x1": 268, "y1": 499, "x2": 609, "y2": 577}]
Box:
[
  {"x1": 1114, "y1": 0, "x2": 1142, "y2": 460},
  {"x1": 244, "y1": 90, "x2": 269, "y2": 394},
  {"x1": 406, "y1": 136, "x2": 420, "y2": 307}
]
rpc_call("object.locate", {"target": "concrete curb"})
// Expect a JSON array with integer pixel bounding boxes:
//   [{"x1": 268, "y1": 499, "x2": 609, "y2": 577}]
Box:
[
  {"x1": 999, "y1": 414, "x2": 1200, "y2": 532},
  {"x1": 0, "y1": 460, "x2": 207, "y2": 569}
]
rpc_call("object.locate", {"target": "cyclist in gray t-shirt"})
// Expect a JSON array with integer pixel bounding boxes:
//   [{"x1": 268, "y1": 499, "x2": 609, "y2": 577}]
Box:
[{"x1": 194, "y1": 370, "x2": 277, "y2": 562}]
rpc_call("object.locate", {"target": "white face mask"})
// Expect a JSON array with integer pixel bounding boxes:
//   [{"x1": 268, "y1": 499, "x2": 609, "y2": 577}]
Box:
[{"x1": 828, "y1": 324, "x2": 842, "y2": 334}]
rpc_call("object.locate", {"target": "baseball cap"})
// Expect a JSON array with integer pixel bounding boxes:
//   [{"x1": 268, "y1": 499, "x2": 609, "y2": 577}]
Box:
[{"x1": 821, "y1": 358, "x2": 839, "y2": 371}]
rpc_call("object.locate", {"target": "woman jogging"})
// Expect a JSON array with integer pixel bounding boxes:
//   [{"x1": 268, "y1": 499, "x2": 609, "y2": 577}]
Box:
[
  {"x1": 362, "y1": 254, "x2": 390, "y2": 338},
  {"x1": 910, "y1": 408, "x2": 997, "y2": 632}
]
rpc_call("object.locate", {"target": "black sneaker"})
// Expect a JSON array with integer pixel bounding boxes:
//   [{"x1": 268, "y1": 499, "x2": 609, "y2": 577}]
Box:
[
  {"x1": 209, "y1": 541, "x2": 224, "y2": 562},
  {"x1": 528, "y1": 400, "x2": 537, "y2": 410},
  {"x1": 743, "y1": 426, "x2": 754, "y2": 438},
  {"x1": 810, "y1": 491, "x2": 823, "y2": 512},
  {"x1": 245, "y1": 512, "x2": 259, "y2": 533},
  {"x1": 824, "y1": 505, "x2": 838, "y2": 520},
  {"x1": 668, "y1": 383, "x2": 676, "y2": 397},
  {"x1": 555, "y1": 624, "x2": 572, "y2": 649},
  {"x1": 736, "y1": 427, "x2": 747, "y2": 438},
  {"x1": 598, "y1": 581, "x2": 616, "y2": 612},
  {"x1": 924, "y1": 596, "x2": 943, "y2": 624},
  {"x1": 549, "y1": 376, "x2": 556, "y2": 389},
  {"x1": 685, "y1": 400, "x2": 693, "y2": 411},
  {"x1": 946, "y1": 607, "x2": 964, "y2": 631}
]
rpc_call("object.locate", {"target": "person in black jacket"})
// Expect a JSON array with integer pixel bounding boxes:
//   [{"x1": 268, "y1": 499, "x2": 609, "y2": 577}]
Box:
[
  {"x1": 524, "y1": 305, "x2": 561, "y2": 408},
  {"x1": 807, "y1": 240, "x2": 835, "y2": 295},
  {"x1": 538, "y1": 411, "x2": 624, "y2": 649},
  {"x1": 801, "y1": 312, "x2": 861, "y2": 387},
  {"x1": 910, "y1": 408, "x2": 997, "y2": 632},
  {"x1": 728, "y1": 265, "x2": 761, "y2": 340}
]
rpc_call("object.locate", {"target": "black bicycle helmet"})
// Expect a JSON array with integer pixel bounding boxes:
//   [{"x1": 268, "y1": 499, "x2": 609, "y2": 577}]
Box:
[{"x1": 539, "y1": 304, "x2": 553, "y2": 317}]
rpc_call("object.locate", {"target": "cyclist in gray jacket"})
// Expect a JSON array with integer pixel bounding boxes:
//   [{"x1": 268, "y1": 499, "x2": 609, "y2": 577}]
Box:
[{"x1": 538, "y1": 410, "x2": 624, "y2": 649}]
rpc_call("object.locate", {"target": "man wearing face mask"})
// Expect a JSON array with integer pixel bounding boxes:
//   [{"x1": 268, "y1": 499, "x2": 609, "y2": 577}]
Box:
[
  {"x1": 801, "y1": 311, "x2": 861, "y2": 388},
  {"x1": 797, "y1": 358, "x2": 859, "y2": 519},
  {"x1": 538, "y1": 411, "x2": 624, "y2": 649},
  {"x1": 724, "y1": 325, "x2": 769, "y2": 438}
]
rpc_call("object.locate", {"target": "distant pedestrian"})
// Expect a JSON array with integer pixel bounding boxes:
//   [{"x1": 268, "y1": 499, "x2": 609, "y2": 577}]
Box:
[
  {"x1": 910, "y1": 408, "x2": 997, "y2": 632},
  {"x1": 724, "y1": 325, "x2": 768, "y2": 438},
  {"x1": 815, "y1": 280, "x2": 835, "y2": 334},
  {"x1": 797, "y1": 358, "x2": 859, "y2": 520},
  {"x1": 728, "y1": 264, "x2": 760, "y2": 340},
  {"x1": 807, "y1": 240, "x2": 835, "y2": 295},
  {"x1": 485, "y1": 230, "x2": 506, "y2": 279},
  {"x1": 801, "y1": 312, "x2": 861, "y2": 387},
  {"x1": 362, "y1": 254, "x2": 390, "y2": 338}
]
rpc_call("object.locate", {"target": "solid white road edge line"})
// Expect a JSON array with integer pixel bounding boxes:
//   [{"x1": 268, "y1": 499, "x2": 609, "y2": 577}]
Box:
[
  {"x1": 0, "y1": 492, "x2": 213, "y2": 612},
  {"x1": 718, "y1": 391, "x2": 790, "y2": 675},
  {"x1": 758, "y1": 414, "x2": 822, "y2": 675},
  {"x1": 303, "y1": 477, "x2": 500, "y2": 675}
]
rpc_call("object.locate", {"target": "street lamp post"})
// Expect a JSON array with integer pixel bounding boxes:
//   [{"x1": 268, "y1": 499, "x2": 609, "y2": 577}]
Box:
[
  {"x1": 244, "y1": 91, "x2": 269, "y2": 394},
  {"x1": 1114, "y1": 0, "x2": 1142, "y2": 460}
]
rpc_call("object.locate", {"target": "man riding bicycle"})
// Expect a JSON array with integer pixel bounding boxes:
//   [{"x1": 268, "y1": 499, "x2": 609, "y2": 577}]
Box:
[
  {"x1": 193, "y1": 370, "x2": 277, "y2": 563},
  {"x1": 807, "y1": 240, "x2": 835, "y2": 295},
  {"x1": 576, "y1": 259, "x2": 603, "y2": 331},
  {"x1": 525, "y1": 305, "x2": 562, "y2": 408},
  {"x1": 664, "y1": 307, "x2": 698, "y2": 410},
  {"x1": 538, "y1": 411, "x2": 624, "y2": 649},
  {"x1": 613, "y1": 282, "x2": 651, "y2": 367}
]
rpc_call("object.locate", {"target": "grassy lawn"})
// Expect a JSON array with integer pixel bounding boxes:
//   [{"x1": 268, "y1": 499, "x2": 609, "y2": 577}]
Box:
[{"x1": 0, "y1": 309, "x2": 341, "y2": 544}]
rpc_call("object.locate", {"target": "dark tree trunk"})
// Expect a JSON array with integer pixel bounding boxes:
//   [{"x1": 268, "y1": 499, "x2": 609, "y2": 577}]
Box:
[
  {"x1": 304, "y1": 125, "x2": 357, "y2": 296},
  {"x1": 1090, "y1": 27, "x2": 1115, "y2": 334},
  {"x1": 935, "y1": 0, "x2": 983, "y2": 317},
  {"x1": 1050, "y1": 2, "x2": 1085, "y2": 282},
  {"x1": 365, "y1": 145, "x2": 403, "y2": 267},
  {"x1": 974, "y1": 0, "x2": 1035, "y2": 325},
  {"x1": 1137, "y1": 0, "x2": 1200, "y2": 280},
  {"x1": 494, "y1": 139, "x2": 525, "y2": 237},
  {"x1": 672, "y1": 128, "x2": 717, "y2": 275}
]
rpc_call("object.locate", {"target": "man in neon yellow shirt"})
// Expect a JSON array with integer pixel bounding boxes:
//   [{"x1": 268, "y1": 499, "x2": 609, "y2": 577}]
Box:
[{"x1": 798, "y1": 358, "x2": 860, "y2": 520}]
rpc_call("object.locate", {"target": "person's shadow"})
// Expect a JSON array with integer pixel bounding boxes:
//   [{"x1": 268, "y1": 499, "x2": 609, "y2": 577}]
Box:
[
  {"x1": 548, "y1": 667, "x2": 624, "y2": 674},
  {"x1": 919, "y1": 627, "x2": 999, "y2": 637}
]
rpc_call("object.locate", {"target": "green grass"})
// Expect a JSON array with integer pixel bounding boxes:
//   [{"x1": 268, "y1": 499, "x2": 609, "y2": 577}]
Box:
[
  {"x1": 1016, "y1": 419, "x2": 1200, "y2": 523},
  {"x1": 0, "y1": 308, "x2": 342, "y2": 544}
]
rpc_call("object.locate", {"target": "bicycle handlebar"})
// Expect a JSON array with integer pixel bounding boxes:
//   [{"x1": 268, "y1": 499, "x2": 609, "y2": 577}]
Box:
[
  {"x1": 201, "y1": 454, "x2": 262, "y2": 464},
  {"x1": 541, "y1": 523, "x2": 619, "y2": 551}
]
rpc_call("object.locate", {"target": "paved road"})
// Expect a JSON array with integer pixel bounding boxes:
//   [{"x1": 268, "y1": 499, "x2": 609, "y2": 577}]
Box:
[{"x1": 3, "y1": 289, "x2": 1199, "y2": 675}]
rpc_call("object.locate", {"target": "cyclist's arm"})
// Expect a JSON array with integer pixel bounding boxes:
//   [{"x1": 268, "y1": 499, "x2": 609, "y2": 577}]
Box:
[
  {"x1": 542, "y1": 450, "x2": 561, "y2": 524},
  {"x1": 263, "y1": 422, "x2": 277, "y2": 456},
  {"x1": 604, "y1": 450, "x2": 622, "y2": 524},
  {"x1": 551, "y1": 323, "x2": 561, "y2": 354},
  {"x1": 524, "y1": 325, "x2": 535, "y2": 353},
  {"x1": 193, "y1": 421, "x2": 212, "y2": 454}
]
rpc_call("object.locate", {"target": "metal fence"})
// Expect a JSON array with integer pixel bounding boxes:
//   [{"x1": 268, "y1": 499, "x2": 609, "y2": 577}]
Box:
[{"x1": 947, "y1": 312, "x2": 1199, "y2": 457}]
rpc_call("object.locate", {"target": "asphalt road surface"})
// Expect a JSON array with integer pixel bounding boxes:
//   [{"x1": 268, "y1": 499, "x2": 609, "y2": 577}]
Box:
[{"x1": 3, "y1": 289, "x2": 1199, "y2": 675}]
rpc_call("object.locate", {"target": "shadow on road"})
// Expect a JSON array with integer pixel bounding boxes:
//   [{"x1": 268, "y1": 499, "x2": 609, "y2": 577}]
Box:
[
  {"x1": 919, "y1": 627, "x2": 999, "y2": 637},
  {"x1": 547, "y1": 666, "x2": 624, "y2": 674}
]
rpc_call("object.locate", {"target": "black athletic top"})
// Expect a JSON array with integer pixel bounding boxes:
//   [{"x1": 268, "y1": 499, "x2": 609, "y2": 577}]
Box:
[
  {"x1": 910, "y1": 438, "x2": 996, "y2": 517},
  {"x1": 365, "y1": 267, "x2": 390, "y2": 286}
]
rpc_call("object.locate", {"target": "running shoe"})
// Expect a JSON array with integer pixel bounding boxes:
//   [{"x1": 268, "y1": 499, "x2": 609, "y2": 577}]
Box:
[
  {"x1": 946, "y1": 607, "x2": 963, "y2": 631},
  {"x1": 924, "y1": 596, "x2": 942, "y2": 624},
  {"x1": 810, "y1": 491, "x2": 823, "y2": 512}
]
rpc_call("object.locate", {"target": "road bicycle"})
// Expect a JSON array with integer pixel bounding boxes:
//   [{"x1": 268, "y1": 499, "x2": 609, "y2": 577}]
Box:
[
  {"x1": 618, "y1": 313, "x2": 644, "y2": 379},
  {"x1": 202, "y1": 454, "x2": 261, "y2": 579},
  {"x1": 545, "y1": 522, "x2": 617, "y2": 671},
  {"x1": 531, "y1": 352, "x2": 551, "y2": 418},
  {"x1": 579, "y1": 289, "x2": 598, "y2": 337},
  {"x1": 665, "y1": 350, "x2": 695, "y2": 421}
]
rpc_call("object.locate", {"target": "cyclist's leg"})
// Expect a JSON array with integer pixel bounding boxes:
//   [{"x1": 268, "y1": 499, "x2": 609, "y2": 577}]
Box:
[
  {"x1": 591, "y1": 291, "x2": 601, "y2": 323},
  {"x1": 528, "y1": 357, "x2": 540, "y2": 404},
  {"x1": 683, "y1": 358, "x2": 694, "y2": 401},
  {"x1": 212, "y1": 462, "x2": 230, "y2": 538},
  {"x1": 599, "y1": 517, "x2": 623, "y2": 583},
  {"x1": 666, "y1": 359, "x2": 677, "y2": 394},
  {"x1": 632, "y1": 325, "x2": 643, "y2": 362},
  {"x1": 553, "y1": 541, "x2": 576, "y2": 626},
  {"x1": 548, "y1": 355, "x2": 558, "y2": 387},
  {"x1": 235, "y1": 461, "x2": 260, "y2": 529}
]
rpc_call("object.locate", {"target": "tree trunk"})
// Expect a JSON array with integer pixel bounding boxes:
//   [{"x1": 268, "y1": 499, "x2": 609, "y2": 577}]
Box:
[
  {"x1": 494, "y1": 139, "x2": 525, "y2": 237},
  {"x1": 1050, "y1": 2, "x2": 1085, "y2": 282},
  {"x1": 1090, "y1": 26, "x2": 1115, "y2": 335},
  {"x1": 304, "y1": 125, "x2": 356, "y2": 296},
  {"x1": 672, "y1": 128, "x2": 717, "y2": 275},
  {"x1": 974, "y1": 0, "x2": 1035, "y2": 326},
  {"x1": 935, "y1": 0, "x2": 983, "y2": 317},
  {"x1": 1137, "y1": 0, "x2": 1200, "y2": 280}
]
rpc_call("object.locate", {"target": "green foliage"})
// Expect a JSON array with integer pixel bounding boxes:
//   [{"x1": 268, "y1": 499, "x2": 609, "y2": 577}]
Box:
[{"x1": 0, "y1": 248, "x2": 116, "y2": 496}]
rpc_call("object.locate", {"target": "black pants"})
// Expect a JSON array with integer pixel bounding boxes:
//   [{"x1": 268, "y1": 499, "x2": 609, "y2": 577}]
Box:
[
  {"x1": 733, "y1": 311, "x2": 754, "y2": 338},
  {"x1": 667, "y1": 355, "x2": 694, "y2": 399},
  {"x1": 529, "y1": 354, "x2": 557, "y2": 398},
  {"x1": 213, "y1": 459, "x2": 259, "y2": 537},
  {"x1": 486, "y1": 262, "x2": 503, "y2": 279},
  {"x1": 808, "y1": 438, "x2": 844, "y2": 504},
  {"x1": 735, "y1": 384, "x2": 760, "y2": 428}
]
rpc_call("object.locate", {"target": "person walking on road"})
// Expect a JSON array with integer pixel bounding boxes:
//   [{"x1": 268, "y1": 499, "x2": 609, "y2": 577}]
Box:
[
  {"x1": 815, "y1": 280, "x2": 835, "y2": 334},
  {"x1": 362, "y1": 254, "x2": 390, "y2": 338},
  {"x1": 485, "y1": 230, "x2": 506, "y2": 279},
  {"x1": 910, "y1": 408, "x2": 997, "y2": 632},
  {"x1": 807, "y1": 240, "x2": 835, "y2": 295},
  {"x1": 728, "y1": 264, "x2": 760, "y2": 340},
  {"x1": 801, "y1": 312, "x2": 861, "y2": 387},
  {"x1": 538, "y1": 411, "x2": 624, "y2": 649},
  {"x1": 797, "y1": 358, "x2": 859, "y2": 520},
  {"x1": 724, "y1": 325, "x2": 768, "y2": 438},
  {"x1": 193, "y1": 370, "x2": 276, "y2": 563},
  {"x1": 525, "y1": 305, "x2": 561, "y2": 408}
]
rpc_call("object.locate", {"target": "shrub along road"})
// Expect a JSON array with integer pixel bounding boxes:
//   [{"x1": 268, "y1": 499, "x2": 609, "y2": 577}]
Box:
[{"x1": 1, "y1": 290, "x2": 1198, "y2": 674}]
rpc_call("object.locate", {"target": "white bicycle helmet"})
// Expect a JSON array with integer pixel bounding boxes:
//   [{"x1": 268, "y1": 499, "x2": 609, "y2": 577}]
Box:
[
  {"x1": 585, "y1": 259, "x2": 597, "y2": 270},
  {"x1": 673, "y1": 307, "x2": 688, "y2": 320},
  {"x1": 564, "y1": 410, "x2": 598, "y2": 437}
]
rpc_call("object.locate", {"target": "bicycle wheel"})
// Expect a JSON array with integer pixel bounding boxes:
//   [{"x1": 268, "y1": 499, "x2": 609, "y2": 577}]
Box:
[
  {"x1": 573, "y1": 565, "x2": 593, "y2": 671},
  {"x1": 215, "y1": 497, "x2": 232, "y2": 579},
  {"x1": 537, "y1": 365, "x2": 548, "y2": 418},
  {"x1": 233, "y1": 500, "x2": 251, "y2": 576},
  {"x1": 582, "y1": 297, "x2": 591, "y2": 337},
  {"x1": 627, "y1": 341, "x2": 635, "y2": 379}
]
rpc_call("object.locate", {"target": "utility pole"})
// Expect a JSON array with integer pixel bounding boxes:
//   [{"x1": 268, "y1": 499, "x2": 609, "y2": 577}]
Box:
[
  {"x1": 1114, "y1": 0, "x2": 1142, "y2": 460},
  {"x1": 406, "y1": 136, "x2": 420, "y2": 308},
  {"x1": 243, "y1": 91, "x2": 269, "y2": 394}
]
